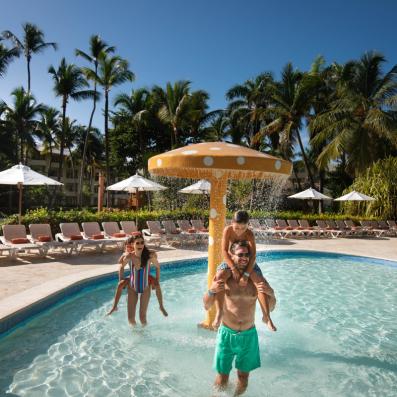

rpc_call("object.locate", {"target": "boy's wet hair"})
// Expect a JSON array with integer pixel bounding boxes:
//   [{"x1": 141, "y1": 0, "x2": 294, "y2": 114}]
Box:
[
  {"x1": 230, "y1": 240, "x2": 250, "y2": 254},
  {"x1": 232, "y1": 210, "x2": 249, "y2": 224}
]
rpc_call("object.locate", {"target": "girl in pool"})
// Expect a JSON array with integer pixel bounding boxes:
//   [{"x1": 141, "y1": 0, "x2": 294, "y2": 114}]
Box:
[
  {"x1": 213, "y1": 210, "x2": 277, "y2": 331},
  {"x1": 107, "y1": 233, "x2": 168, "y2": 323}
]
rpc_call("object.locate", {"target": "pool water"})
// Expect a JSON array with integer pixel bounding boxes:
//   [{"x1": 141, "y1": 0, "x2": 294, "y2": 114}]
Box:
[{"x1": 0, "y1": 252, "x2": 396, "y2": 397}]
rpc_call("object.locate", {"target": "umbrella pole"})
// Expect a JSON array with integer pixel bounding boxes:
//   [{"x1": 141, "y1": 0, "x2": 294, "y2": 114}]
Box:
[{"x1": 18, "y1": 182, "x2": 23, "y2": 224}]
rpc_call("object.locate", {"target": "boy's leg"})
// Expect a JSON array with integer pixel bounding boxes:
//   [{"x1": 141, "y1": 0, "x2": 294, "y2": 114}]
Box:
[
  {"x1": 107, "y1": 279, "x2": 128, "y2": 315},
  {"x1": 214, "y1": 373, "x2": 229, "y2": 392},
  {"x1": 250, "y1": 270, "x2": 277, "y2": 332},
  {"x1": 213, "y1": 267, "x2": 231, "y2": 329},
  {"x1": 127, "y1": 287, "x2": 138, "y2": 326},
  {"x1": 235, "y1": 371, "x2": 250, "y2": 396},
  {"x1": 154, "y1": 284, "x2": 168, "y2": 316}
]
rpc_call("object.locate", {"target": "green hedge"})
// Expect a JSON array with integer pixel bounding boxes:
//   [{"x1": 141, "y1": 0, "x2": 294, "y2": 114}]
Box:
[{"x1": 1, "y1": 207, "x2": 381, "y2": 236}]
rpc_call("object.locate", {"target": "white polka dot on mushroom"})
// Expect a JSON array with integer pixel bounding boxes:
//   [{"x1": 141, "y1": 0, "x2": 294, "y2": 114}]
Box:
[
  {"x1": 214, "y1": 170, "x2": 224, "y2": 179},
  {"x1": 236, "y1": 156, "x2": 245, "y2": 165},
  {"x1": 208, "y1": 236, "x2": 214, "y2": 246},
  {"x1": 182, "y1": 150, "x2": 198, "y2": 155},
  {"x1": 275, "y1": 160, "x2": 282, "y2": 170},
  {"x1": 203, "y1": 156, "x2": 214, "y2": 166},
  {"x1": 156, "y1": 159, "x2": 162, "y2": 166},
  {"x1": 209, "y1": 147, "x2": 221, "y2": 151},
  {"x1": 210, "y1": 208, "x2": 218, "y2": 218},
  {"x1": 223, "y1": 195, "x2": 227, "y2": 205}
]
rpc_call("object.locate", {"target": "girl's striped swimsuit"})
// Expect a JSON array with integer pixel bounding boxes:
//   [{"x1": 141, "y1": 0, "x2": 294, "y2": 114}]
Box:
[{"x1": 129, "y1": 259, "x2": 150, "y2": 293}]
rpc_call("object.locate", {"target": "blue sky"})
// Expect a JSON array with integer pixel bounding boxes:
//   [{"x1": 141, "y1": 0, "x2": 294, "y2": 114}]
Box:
[{"x1": 1, "y1": 0, "x2": 396, "y2": 142}]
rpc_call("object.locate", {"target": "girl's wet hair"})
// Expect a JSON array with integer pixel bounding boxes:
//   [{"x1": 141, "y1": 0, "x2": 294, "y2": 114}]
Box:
[
  {"x1": 126, "y1": 232, "x2": 143, "y2": 245},
  {"x1": 232, "y1": 210, "x2": 249, "y2": 224}
]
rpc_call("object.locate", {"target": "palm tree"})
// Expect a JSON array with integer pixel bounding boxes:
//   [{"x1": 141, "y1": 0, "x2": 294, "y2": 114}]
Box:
[
  {"x1": 226, "y1": 73, "x2": 274, "y2": 148},
  {"x1": 84, "y1": 53, "x2": 134, "y2": 202},
  {"x1": 2, "y1": 87, "x2": 45, "y2": 163},
  {"x1": 311, "y1": 52, "x2": 397, "y2": 176},
  {"x1": 36, "y1": 107, "x2": 61, "y2": 175},
  {"x1": 2, "y1": 23, "x2": 57, "y2": 93},
  {"x1": 152, "y1": 80, "x2": 192, "y2": 147},
  {"x1": 254, "y1": 63, "x2": 317, "y2": 185},
  {"x1": 0, "y1": 41, "x2": 19, "y2": 79},
  {"x1": 75, "y1": 35, "x2": 114, "y2": 206},
  {"x1": 48, "y1": 58, "x2": 97, "y2": 181},
  {"x1": 113, "y1": 88, "x2": 150, "y2": 153}
]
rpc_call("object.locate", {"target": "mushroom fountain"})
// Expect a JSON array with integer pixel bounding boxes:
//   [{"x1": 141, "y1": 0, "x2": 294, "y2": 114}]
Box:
[{"x1": 148, "y1": 142, "x2": 292, "y2": 328}]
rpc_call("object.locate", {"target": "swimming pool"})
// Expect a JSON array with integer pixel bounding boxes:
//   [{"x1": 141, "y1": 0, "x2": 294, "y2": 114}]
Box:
[{"x1": 0, "y1": 251, "x2": 396, "y2": 396}]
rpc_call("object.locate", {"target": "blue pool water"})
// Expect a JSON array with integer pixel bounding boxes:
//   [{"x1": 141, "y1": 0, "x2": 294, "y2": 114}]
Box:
[{"x1": 0, "y1": 251, "x2": 396, "y2": 396}]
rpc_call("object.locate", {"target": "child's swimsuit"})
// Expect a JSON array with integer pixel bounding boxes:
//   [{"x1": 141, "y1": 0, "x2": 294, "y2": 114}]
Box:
[{"x1": 129, "y1": 259, "x2": 150, "y2": 293}]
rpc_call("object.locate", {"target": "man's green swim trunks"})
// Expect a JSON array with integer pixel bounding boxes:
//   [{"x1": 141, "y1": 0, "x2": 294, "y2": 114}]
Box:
[{"x1": 213, "y1": 324, "x2": 261, "y2": 374}]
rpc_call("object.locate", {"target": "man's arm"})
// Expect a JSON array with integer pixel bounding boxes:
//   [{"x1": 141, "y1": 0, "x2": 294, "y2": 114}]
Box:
[
  {"x1": 150, "y1": 252, "x2": 160, "y2": 281},
  {"x1": 203, "y1": 279, "x2": 225, "y2": 311}
]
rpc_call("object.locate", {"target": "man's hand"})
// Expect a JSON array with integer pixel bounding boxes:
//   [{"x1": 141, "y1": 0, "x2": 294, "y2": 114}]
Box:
[
  {"x1": 209, "y1": 279, "x2": 225, "y2": 294},
  {"x1": 231, "y1": 266, "x2": 241, "y2": 281}
]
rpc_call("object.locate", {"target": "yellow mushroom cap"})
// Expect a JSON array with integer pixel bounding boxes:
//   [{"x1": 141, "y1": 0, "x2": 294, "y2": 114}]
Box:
[{"x1": 148, "y1": 142, "x2": 292, "y2": 180}]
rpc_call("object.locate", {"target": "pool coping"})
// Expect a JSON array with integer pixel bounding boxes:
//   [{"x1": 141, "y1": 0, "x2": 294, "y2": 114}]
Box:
[{"x1": 1, "y1": 247, "x2": 396, "y2": 336}]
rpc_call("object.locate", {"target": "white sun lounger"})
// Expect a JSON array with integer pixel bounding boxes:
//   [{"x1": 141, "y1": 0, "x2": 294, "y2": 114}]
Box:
[
  {"x1": 82, "y1": 222, "x2": 120, "y2": 249},
  {"x1": 29, "y1": 223, "x2": 73, "y2": 254},
  {"x1": 1, "y1": 224, "x2": 46, "y2": 256},
  {"x1": 57, "y1": 223, "x2": 103, "y2": 253},
  {"x1": 177, "y1": 219, "x2": 206, "y2": 244},
  {"x1": 120, "y1": 221, "x2": 162, "y2": 247}
]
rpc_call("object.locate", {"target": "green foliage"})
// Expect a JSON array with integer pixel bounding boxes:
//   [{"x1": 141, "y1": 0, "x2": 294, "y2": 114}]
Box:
[
  {"x1": 0, "y1": 207, "x2": 381, "y2": 236},
  {"x1": 340, "y1": 157, "x2": 397, "y2": 219}
]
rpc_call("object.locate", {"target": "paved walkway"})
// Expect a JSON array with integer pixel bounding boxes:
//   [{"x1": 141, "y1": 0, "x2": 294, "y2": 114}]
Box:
[{"x1": 0, "y1": 237, "x2": 396, "y2": 321}]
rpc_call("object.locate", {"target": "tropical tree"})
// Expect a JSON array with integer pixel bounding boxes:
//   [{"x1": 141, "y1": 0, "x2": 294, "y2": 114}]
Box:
[
  {"x1": 2, "y1": 23, "x2": 57, "y2": 93},
  {"x1": 84, "y1": 53, "x2": 134, "y2": 200},
  {"x1": 0, "y1": 41, "x2": 19, "y2": 79},
  {"x1": 75, "y1": 35, "x2": 114, "y2": 205},
  {"x1": 311, "y1": 52, "x2": 397, "y2": 177},
  {"x1": 226, "y1": 72, "x2": 274, "y2": 149},
  {"x1": 113, "y1": 88, "x2": 151, "y2": 153},
  {"x1": 254, "y1": 63, "x2": 317, "y2": 185},
  {"x1": 152, "y1": 80, "x2": 192, "y2": 147},
  {"x1": 2, "y1": 87, "x2": 45, "y2": 163},
  {"x1": 202, "y1": 110, "x2": 229, "y2": 141},
  {"x1": 48, "y1": 58, "x2": 97, "y2": 181},
  {"x1": 36, "y1": 107, "x2": 61, "y2": 175}
]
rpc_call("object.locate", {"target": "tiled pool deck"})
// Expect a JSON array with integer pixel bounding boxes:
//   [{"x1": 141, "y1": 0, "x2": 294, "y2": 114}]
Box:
[{"x1": 0, "y1": 237, "x2": 396, "y2": 334}]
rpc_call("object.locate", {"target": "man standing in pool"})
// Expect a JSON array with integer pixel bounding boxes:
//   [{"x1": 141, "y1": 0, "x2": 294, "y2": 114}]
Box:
[{"x1": 203, "y1": 240, "x2": 271, "y2": 396}]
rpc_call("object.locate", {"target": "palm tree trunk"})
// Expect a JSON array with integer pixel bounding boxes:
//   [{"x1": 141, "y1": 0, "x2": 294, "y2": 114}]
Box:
[
  {"x1": 296, "y1": 129, "x2": 315, "y2": 186},
  {"x1": 47, "y1": 145, "x2": 53, "y2": 176},
  {"x1": 78, "y1": 70, "x2": 98, "y2": 207},
  {"x1": 104, "y1": 90, "x2": 110, "y2": 207},
  {"x1": 27, "y1": 56, "x2": 31, "y2": 94},
  {"x1": 58, "y1": 97, "x2": 67, "y2": 182}
]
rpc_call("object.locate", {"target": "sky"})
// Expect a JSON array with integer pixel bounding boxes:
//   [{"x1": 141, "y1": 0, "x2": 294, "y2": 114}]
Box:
[{"x1": 1, "y1": 0, "x2": 397, "y2": 144}]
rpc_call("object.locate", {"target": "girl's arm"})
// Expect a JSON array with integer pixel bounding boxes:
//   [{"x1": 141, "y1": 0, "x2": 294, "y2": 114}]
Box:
[{"x1": 118, "y1": 253, "x2": 130, "y2": 280}]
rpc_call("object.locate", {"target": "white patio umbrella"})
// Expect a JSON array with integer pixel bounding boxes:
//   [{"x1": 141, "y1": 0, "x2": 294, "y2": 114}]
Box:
[
  {"x1": 0, "y1": 163, "x2": 63, "y2": 223},
  {"x1": 288, "y1": 187, "x2": 332, "y2": 214},
  {"x1": 334, "y1": 190, "x2": 375, "y2": 201},
  {"x1": 107, "y1": 173, "x2": 167, "y2": 210},
  {"x1": 288, "y1": 187, "x2": 332, "y2": 200},
  {"x1": 179, "y1": 179, "x2": 211, "y2": 194}
]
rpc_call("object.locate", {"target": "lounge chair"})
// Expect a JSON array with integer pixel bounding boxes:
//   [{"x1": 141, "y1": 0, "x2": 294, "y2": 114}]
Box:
[
  {"x1": 1, "y1": 224, "x2": 46, "y2": 256},
  {"x1": 334, "y1": 220, "x2": 356, "y2": 237},
  {"x1": 371, "y1": 221, "x2": 393, "y2": 237},
  {"x1": 387, "y1": 220, "x2": 397, "y2": 230},
  {"x1": 287, "y1": 220, "x2": 315, "y2": 238},
  {"x1": 275, "y1": 219, "x2": 301, "y2": 238},
  {"x1": 190, "y1": 219, "x2": 209, "y2": 234},
  {"x1": 120, "y1": 220, "x2": 138, "y2": 234},
  {"x1": 101, "y1": 221, "x2": 129, "y2": 241},
  {"x1": 177, "y1": 220, "x2": 206, "y2": 244},
  {"x1": 144, "y1": 221, "x2": 167, "y2": 245},
  {"x1": 58, "y1": 223, "x2": 103, "y2": 253},
  {"x1": 82, "y1": 222, "x2": 119, "y2": 249},
  {"x1": 316, "y1": 220, "x2": 342, "y2": 238},
  {"x1": 298, "y1": 219, "x2": 323, "y2": 238},
  {"x1": 0, "y1": 243, "x2": 18, "y2": 258},
  {"x1": 162, "y1": 220, "x2": 189, "y2": 245},
  {"x1": 29, "y1": 223, "x2": 72, "y2": 254},
  {"x1": 326, "y1": 220, "x2": 349, "y2": 237},
  {"x1": 263, "y1": 218, "x2": 284, "y2": 239},
  {"x1": 249, "y1": 218, "x2": 271, "y2": 240},
  {"x1": 359, "y1": 220, "x2": 385, "y2": 238},
  {"x1": 344, "y1": 220, "x2": 365, "y2": 236},
  {"x1": 120, "y1": 221, "x2": 162, "y2": 247}
]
